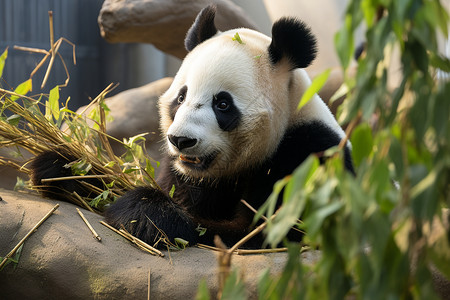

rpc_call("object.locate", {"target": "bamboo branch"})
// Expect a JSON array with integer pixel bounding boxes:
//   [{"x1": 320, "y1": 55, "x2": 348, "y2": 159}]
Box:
[
  {"x1": 76, "y1": 208, "x2": 101, "y2": 242},
  {"x1": 40, "y1": 174, "x2": 112, "y2": 183},
  {"x1": 100, "y1": 221, "x2": 164, "y2": 257},
  {"x1": 197, "y1": 243, "x2": 287, "y2": 255},
  {"x1": 41, "y1": 11, "x2": 56, "y2": 89},
  {"x1": 0, "y1": 204, "x2": 59, "y2": 269}
]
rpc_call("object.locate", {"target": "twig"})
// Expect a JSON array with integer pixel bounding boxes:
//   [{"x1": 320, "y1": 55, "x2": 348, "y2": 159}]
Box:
[
  {"x1": 13, "y1": 45, "x2": 49, "y2": 55},
  {"x1": 0, "y1": 87, "x2": 41, "y2": 103},
  {"x1": 41, "y1": 11, "x2": 56, "y2": 89},
  {"x1": 72, "y1": 192, "x2": 95, "y2": 213},
  {"x1": 40, "y1": 174, "x2": 112, "y2": 183},
  {"x1": 100, "y1": 221, "x2": 164, "y2": 257},
  {"x1": 240, "y1": 199, "x2": 305, "y2": 234},
  {"x1": 197, "y1": 243, "x2": 287, "y2": 255},
  {"x1": 0, "y1": 204, "x2": 59, "y2": 269},
  {"x1": 228, "y1": 213, "x2": 277, "y2": 254},
  {"x1": 76, "y1": 208, "x2": 101, "y2": 242}
]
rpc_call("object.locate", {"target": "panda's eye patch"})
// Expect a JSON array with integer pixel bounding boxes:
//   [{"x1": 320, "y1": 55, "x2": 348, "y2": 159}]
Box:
[{"x1": 212, "y1": 91, "x2": 241, "y2": 131}]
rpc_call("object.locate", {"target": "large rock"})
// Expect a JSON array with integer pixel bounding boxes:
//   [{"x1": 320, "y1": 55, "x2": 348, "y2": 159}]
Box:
[
  {"x1": 0, "y1": 192, "x2": 449, "y2": 298},
  {"x1": 0, "y1": 188, "x2": 318, "y2": 299},
  {"x1": 98, "y1": 0, "x2": 258, "y2": 59}
]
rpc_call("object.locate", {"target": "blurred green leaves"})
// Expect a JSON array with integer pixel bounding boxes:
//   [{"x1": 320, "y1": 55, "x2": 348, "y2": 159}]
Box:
[{"x1": 246, "y1": 0, "x2": 450, "y2": 299}]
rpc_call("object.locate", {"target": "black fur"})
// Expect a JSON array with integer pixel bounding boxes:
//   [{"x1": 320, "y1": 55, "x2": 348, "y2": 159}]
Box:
[
  {"x1": 268, "y1": 18, "x2": 318, "y2": 69},
  {"x1": 185, "y1": 5, "x2": 218, "y2": 52},
  {"x1": 103, "y1": 187, "x2": 199, "y2": 244},
  {"x1": 212, "y1": 91, "x2": 241, "y2": 131}
]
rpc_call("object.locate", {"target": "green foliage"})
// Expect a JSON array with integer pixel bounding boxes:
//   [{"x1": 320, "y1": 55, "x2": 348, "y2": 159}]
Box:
[
  {"x1": 220, "y1": 269, "x2": 247, "y2": 300},
  {"x1": 0, "y1": 48, "x2": 7, "y2": 79},
  {"x1": 218, "y1": 0, "x2": 450, "y2": 298},
  {"x1": 169, "y1": 184, "x2": 176, "y2": 198},
  {"x1": 196, "y1": 279, "x2": 211, "y2": 300},
  {"x1": 298, "y1": 69, "x2": 331, "y2": 110},
  {"x1": 0, "y1": 244, "x2": 23, "y2": 271}
]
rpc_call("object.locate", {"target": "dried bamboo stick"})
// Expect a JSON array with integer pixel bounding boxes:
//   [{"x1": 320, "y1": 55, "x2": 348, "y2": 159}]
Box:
[
  {"x1": 0, "y1": 204, "x2": 59, "y2": 269},
  {"x1": 100, "y1": 221, "x2": 164, "y2": 257},
  {"x1": 76, "y1": 208, "x2": 101, "y2": 242},
  {"x1": 40, "y1": 174, "x2": 111, "y2": 183},
  {"x1": 41, "y1": 11, "x2": 56, "y2": 89},
  {"x1": 197, "y1": 243, "x2": 287, "y2": 255}
]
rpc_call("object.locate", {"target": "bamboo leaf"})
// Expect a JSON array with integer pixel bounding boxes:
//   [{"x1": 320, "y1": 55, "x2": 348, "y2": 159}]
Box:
[
  {"x1": 0, "y1": 48, "x2": 7, "y2": 79},
  {"x1": 11, "y1": 79, "x2": 33, "y2": 101},
  {"x1": 298, "y1": 69, "x2": 331, "y2": 110},
  {"x1": 350, "y1": 123, "x2": 373, "y2": 167},
  {"x1": 48, "y1": 86, "x2": 60, "y2": 120}
]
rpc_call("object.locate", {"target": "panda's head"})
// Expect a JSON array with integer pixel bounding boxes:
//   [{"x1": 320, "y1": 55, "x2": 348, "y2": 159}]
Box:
[{"x1": 159, "y1": 5, "x2": 317, "y2": 180}]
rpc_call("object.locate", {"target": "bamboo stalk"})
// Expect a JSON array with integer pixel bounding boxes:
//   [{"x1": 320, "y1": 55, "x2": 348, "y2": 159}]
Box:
[
  {"x1": 40, "y1": 174, "x2": 112, "y2": 183},
  {"x1": 227, "y1": 213, "x2": 277, "y2": 254},
  {"x1": 100, "y1": 221, "x2": 164, "y2": 257},
  {"x1": 72, "y1": 192, "x2": 95, "y2": 213},
  {"x1": 197, "y1": 243, "x2": 288, "y2": 255},
  {"x1": 41, "y1": 11, "x2": 56, "y2": 89},
  {"x1": 13, "y1": 45, "x2": 49, "y2": 55},
  {"x1": 76, "y1": 208, "x2": 101, "y2": 242},
  {"x1": 0, "y1": 204, "x2": 59, "y2": 269}
]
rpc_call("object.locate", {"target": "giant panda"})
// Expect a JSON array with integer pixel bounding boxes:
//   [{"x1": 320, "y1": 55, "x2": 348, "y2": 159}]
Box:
[{"x1": 30, "y1": 5, "x2": 354, "y2": 248}]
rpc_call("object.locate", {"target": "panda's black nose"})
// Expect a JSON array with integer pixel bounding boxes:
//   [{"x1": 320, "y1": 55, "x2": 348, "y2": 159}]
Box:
[{"x1": 168, "y1": 135, "x2": 197, "y2": 150}]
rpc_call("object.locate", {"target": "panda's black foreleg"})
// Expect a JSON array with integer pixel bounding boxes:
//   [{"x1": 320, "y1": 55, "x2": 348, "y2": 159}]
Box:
[
  {"x1": 29, "y1": 150, "x2": 103, "y2": 201},
  {"x1": 104, "y1": 187, "x2": 199, "y2": 248}
]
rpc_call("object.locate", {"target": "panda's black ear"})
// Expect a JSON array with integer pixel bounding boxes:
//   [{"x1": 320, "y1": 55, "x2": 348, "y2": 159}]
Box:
[
  {"x1": 268, "y1": 18, "x2": 317, "y2": 69},
  {"x1": 185, "y1": 5, "x2": 218, "y2": 52}
]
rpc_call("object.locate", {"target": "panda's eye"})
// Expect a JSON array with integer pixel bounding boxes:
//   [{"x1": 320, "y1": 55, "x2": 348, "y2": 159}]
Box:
[
  {"x1": 176, "y1": 86, "x2": 188, "y2": 105},
  {"x1": 216, "y1": 100, "x2": 230, "y2": 111},
  {"x1": 177, "y1": 94, "x2": 185, "y2": 104}
]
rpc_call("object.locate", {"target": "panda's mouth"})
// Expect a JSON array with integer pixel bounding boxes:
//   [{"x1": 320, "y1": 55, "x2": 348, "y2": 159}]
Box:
[
  {"x1": 179, "y1": 155, "x2": 201, "y2": 164},
  {"x1": 178, "y1": 153, "x2": 217, "y2": 170}
]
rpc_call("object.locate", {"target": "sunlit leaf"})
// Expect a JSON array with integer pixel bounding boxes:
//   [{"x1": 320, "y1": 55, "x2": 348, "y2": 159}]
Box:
[
  {"x1": 169, "y1": 184, "x2": 176, "y2": 198},
  {"x1": 0, "y1": 48, "x2": 7, "y2": 79},
  {"x1": 11, "y1": 79, "x2": 32, "y2": 101},
  {"x1": 174, "y1": 237, "x2": 189, "y2": 249},
  {"x1": 298, "y1": 69, "x2": 331, "y2": 110},
  {"x1": 232, "y1": 32, "x2": 244, "y2": 44},
  {"x1": 68, "y1": 159, "x2": 92, "y2": 176},
  {"x1": 48, "y1": 86, "x2": 60, "y2": 120}
]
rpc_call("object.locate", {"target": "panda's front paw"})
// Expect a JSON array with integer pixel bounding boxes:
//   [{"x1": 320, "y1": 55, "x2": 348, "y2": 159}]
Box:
[{"x1": 104, "y1": 187, "x2": 198, "y2": 247}]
